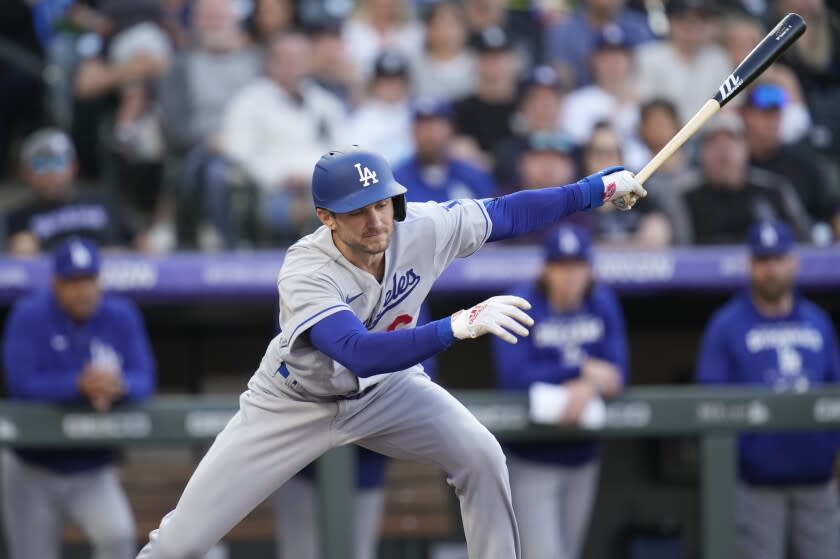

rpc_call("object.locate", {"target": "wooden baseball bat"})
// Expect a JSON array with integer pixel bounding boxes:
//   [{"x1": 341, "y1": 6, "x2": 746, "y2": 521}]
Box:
[{"x1": 634, "y1": 12, "x2": 807, "y2": 186}]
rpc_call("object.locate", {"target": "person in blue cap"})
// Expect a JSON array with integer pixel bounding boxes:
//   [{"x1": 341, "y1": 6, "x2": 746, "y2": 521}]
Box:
[
  {"x1": 1, "y1": 236, "x2": 156, "y2": 559},
  {"x1": 695, "y1": 220, "x2": 840, "y2": 559},
  {"x1": 393, "y1": 97, "x2": 498, "y2": 203},
  {"x1": 741, "y1": 83, "x2": 839, "y2": 236},
  {"x1": 492, "y1": 226, "x2": 629, "y2": 559}
]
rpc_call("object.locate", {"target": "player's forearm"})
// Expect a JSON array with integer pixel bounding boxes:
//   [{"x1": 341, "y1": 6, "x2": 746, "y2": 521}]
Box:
[
  {"x1": 483, "y1": 180, "x2": 600, "y2": 242},
  {"x1": 309, "y1": 311, "x2": 455, "y2": 378}
]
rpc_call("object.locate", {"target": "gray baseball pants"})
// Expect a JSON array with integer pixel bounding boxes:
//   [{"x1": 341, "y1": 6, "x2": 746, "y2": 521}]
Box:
[
  {"x1": 273, "y1": 475, "x2": 384, "y2": 559},
  {"x1": 507, "y1": 454, "x2": 599, "y2": 559},
  {"x1": 1, "y1": 450, "x2": 136, "y2": 559},
  {"x1": 137, "y1": 370, "x2": 520, "y2": 558},
  {"x1": 736, "y1": 480, "x2": 840, "y2": 559}
]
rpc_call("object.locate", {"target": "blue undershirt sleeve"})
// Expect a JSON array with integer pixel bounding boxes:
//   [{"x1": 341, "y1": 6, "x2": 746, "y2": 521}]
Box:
[
  {"x1": 308, "y1": 310, "x2": 456, "y2": 378},
  {"x1": 483, "y1": 182, "x2": 590, "y2": 242}
]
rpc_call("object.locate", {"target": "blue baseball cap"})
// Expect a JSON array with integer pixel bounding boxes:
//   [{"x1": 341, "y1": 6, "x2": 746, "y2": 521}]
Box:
[
  {"x1": 748, "y1": 221, "x2": 795, "y2": 257},
  {"x1": 594, "y1": 24, "x2": 632, "y2": 51},
  {"x1": 21, "y1": 128, "x2": 76, "y2": 174},
  {"x1": 52, "y1": 237, "x2": 101, "y2": 279},
  {"x1": 524, "y1": 65, "x2": 564, "y2": 91},
  {"x1": 544, "y1": 226, "x2": 591, "y2": 262},
  {"x1": 746, "y1": 83, "x2": 788, "y2": 110},
  {"x1": 412, "y1": 97, "x2": 454, "y2": 121}
]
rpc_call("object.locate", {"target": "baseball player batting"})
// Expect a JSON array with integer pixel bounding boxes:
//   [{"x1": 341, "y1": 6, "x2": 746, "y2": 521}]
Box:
[{"x1": 137, "y1": 146, "x2": 646, "y2": 559}]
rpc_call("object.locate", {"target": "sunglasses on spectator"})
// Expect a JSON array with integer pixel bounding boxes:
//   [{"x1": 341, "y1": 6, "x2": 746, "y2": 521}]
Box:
[{"x1": 28, "y1": 154, "x2": 70, "y2": 174}]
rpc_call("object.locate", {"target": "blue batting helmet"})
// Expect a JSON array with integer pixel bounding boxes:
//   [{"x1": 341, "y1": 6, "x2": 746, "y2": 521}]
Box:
[{"x1": 312, "y1": 146, "x2": 408, "y2": 221}]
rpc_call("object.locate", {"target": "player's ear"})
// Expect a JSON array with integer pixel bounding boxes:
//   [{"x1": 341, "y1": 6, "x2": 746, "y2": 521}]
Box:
[{"x1": 315, "y1": 208, "x2": 336, "y2": 230}]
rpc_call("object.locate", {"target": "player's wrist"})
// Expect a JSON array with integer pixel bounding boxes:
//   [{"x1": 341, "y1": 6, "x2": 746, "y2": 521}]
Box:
[
  {"x1": 577, "y1": 166, "x2": 623, "y2": 210},
  {"x1": 436, "y1": 316, "x2": 458, "y2": 346}
]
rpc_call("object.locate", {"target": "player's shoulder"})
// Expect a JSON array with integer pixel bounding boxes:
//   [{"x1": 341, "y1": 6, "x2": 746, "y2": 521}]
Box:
[
  {"x1": 796, "y1": 297, "x2": 833, "y2": 328},
  {"x1": 403, "y1": 200, "x2": 448, "y2": 222},
  {"x1": 9, "y1": 290, "x2": 51, "y2": 318},
  {"x1": 99, "y1": 293, "x2": 142, "y2": 319},
  {"x1": 278, "y1": 227, "x2": 344, "y2": 285},
  {"x1": 589, "y1": 282, "x2": 621, "y2": 310},
  {"x1": 708, "y1": 293, "x2": 751, "y2": 330}
]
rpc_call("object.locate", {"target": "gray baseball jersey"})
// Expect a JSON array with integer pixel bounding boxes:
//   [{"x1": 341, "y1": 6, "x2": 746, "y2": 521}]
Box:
[
  {"x1": 138, "y1": 199, "x2": 521, "y2": 559},
  {"x1": 255, "y1": 199, "x2": 491, "y2": 398}
]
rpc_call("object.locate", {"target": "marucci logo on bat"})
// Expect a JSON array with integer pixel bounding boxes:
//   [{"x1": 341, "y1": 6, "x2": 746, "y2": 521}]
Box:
[{"x1": 718, "y1": 73, "x2": 743, "y2": 101}]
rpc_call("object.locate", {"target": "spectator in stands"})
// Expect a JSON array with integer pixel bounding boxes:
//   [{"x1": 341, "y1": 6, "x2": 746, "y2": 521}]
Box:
[
  {"x1": 494, "y1": 65, "x2": 567, "y2": 191},
  {"x1": 776, "y1": 0, "x2": 840, "y2": 197},
  {"x1": 5, "y1": 129, "x2": 141, "y2": 255},
  {"x1": 0, "y1": 2, "x2": 44, "y2": 178},
  {"x1": 343, "y1": 0, "x2": 423, "y2": 79},
  {"x1": 1, "y1": 237, "x2": 156, "y2": 559},
  {"x1": 159, "y1": 0, "x2": 263, "y2": 248},
  {"x1": 777, "y1": 0, "x2": 840, "y2": 100},
  {"x1": 673, "y1": 112, "x2": 811, "y2": 245},
  {"x1": 308, "y1": 19, "x2": 360, "y2": 108},
  {"x1": 246, "y1": 0, "x2": 295, "y2": 44},
  {"x1": 393, "y1": 98, "x2": 497, "y2": 202},
  {"x1": 453, "y1": 26, "x2": 519, "y2": 168},
  {"x1": 73, "y1": 1, "x2": 172, "y2": 222},
  {"x1": 518, "y1": 131, "x2": 578, "y2": 192},
  {"x1": 741, "y1": 83, "x2": 840, "y2": 241},
  {"x1": 492, "y1": 226, "x2": 628, "y2": 559},
  {"x1": 545, "y1": 0, "x2": 653, "y2": 87},
  {"x1": 561, "y1": 25, "x2": 639, "y2": 147},
  {"x1": 462, "y1": 0, "x2": 545, "y2": 74},
  {"x1": 722, "y1": 15, "x2": 812, "y2": 143},
  {"x1": 583, "y1": 123, "x2": 672, "y2": 247},
  {"x1": 412, "y1": 0, "x2": 476, "y2": 101},
  {"x1": 349, "y1": 50, "x2": 414, "y2": 166},
  {"x1": 635, "y1": 0, "x2": 731, "y2": 124},
  {"x1": 696, "y1": 220, "x2": 840, "y2": 559},
  {"x1": 625, "y1": 98, "x2": 686, "y2": 175},
  {"x1": 218, "y1": 32, "x2": 345, "y2": 244},
  {"x1": 160, "y1": 0, "x2": 261, "y2": 156}
]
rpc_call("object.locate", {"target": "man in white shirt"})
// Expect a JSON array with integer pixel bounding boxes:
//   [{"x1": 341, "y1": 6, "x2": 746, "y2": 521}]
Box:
[
  {"x1": 634, "y1": 0, "x2": 731, "y2": 123},
  {"x1": 219, "y1": 32, "x2": 347, "y2": 243}
]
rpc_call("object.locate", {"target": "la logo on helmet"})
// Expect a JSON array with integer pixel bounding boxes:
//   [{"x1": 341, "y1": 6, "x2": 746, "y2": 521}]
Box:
[{"x1": 354, "y1": 163, "x2": 379, "y2": 187}]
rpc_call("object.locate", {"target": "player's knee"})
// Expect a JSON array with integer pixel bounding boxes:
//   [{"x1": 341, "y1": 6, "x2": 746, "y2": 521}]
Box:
[{"x1": 460, "y1": 428, "x2": 507, "y2": 473}]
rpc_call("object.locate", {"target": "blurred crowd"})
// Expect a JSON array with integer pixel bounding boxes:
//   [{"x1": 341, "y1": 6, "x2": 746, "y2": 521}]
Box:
[{"x1": 1, "y1": 0, "x2": 840, "y2": 254}]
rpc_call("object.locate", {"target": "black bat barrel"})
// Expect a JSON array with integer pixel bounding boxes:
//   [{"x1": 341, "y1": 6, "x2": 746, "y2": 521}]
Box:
[{"x1": 713, "y1": 12, "x2": 807, "y2": 107}]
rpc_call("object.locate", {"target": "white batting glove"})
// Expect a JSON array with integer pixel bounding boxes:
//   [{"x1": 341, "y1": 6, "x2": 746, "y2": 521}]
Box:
[
  {"x1": 601, "y1": 169, "x2": 647, "y2": 211},
  {"x1": 451, "y1": 296, "x2": 534, "y2": 344}
]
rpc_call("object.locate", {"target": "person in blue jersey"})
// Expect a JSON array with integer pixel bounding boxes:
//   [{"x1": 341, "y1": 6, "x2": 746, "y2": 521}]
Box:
[
  {"x1": 1, "y1": 237, "x2": 156, "y2": 559},
  {"x1": 393, "y1": 97, "x2": 498, "y2": 203},
  {"x1": 696, "y1": 220, "x2": 840, "y2": 559},
  {"x1": 491, "y1": 226, "x2": 628, "y2": 559}
]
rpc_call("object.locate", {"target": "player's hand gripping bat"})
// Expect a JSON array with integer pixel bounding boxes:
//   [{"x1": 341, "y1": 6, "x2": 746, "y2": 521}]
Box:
[{"x1": 634, "y1": 12, "x2": 807, "y2": 186}]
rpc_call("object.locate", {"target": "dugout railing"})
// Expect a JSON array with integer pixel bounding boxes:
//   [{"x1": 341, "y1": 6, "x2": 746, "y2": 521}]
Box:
[{"x1": 0, "y1": 386, "x2": 839, "y2": 559}]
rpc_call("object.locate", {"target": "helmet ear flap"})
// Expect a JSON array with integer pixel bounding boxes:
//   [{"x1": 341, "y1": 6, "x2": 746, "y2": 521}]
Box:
[{"x1": 393, "y1": 195, "x2": 407, "y2": 221}]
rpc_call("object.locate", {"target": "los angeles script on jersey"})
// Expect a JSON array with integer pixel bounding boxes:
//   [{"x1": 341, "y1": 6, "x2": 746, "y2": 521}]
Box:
[{"x1": 366, "y1": 268, "x2": 421, "y2": 329}]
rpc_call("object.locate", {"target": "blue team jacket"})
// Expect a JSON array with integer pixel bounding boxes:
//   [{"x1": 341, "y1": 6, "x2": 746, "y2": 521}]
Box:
[
  {"x1": 2, "y1": 290, "x2": 156, "y2": 473},
  {"x1": 696, "y1": 292, "x2": 840, "y2": 485},
  {"x1": 492, "y1": 281, "x2": 629, "y2": 465},
  {"x1": 393, "y1": 156, "x2": 497, "y2": 203}
]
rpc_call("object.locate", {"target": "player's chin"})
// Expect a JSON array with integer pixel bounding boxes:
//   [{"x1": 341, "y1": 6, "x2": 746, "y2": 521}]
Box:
[{"x1": 360, "y1": 235, "x2": 390, "y2": 254}]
